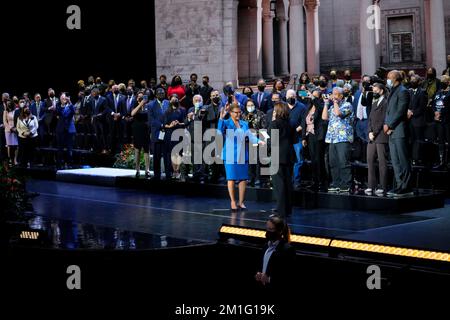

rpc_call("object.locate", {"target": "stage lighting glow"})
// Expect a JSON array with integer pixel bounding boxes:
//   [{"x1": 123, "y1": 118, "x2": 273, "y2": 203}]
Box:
[
  {"x1": 330, "y1": 240, "x2": 450, "y2": 262},
  {"x1": 19, "y1": 231, "x2": 40, "y2": 240},
  {"x1": 290, "y1": 235, "x2": 331, "y2": 247},
  {"x1": 220, "y1": 226, "x2": 265, "y2": 238}
]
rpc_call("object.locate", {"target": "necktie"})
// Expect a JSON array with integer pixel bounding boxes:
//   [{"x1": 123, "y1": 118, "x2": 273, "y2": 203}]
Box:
[{"x1": 258, "y1": 93, "x2": 263, "y2": 106}]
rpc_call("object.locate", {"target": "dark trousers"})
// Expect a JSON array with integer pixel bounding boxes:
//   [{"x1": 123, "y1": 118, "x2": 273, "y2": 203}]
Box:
[
  {"x1": 191, "y1": 142, "x2": 206, "y2": 179},
  {"x1": 355, "y1": 119, "x2": 368, "y2": 162},
  {"x1": 152, "y1": 141, "x2": 172, "y2": 179},
  {"x1": 76, "y1": 118, "x2": 93, "y2": 150},
  {"x1": 328, "y1": 142, "x2": 352, "y2": 189},
  {"x1": 93, "y1": 118, "x2": 107, "y2": 151},
  {"x1": 272, "y1": 164, "x2": 293, "y2": 217},
  {"x1": 409, "y1": 124, "x2": 425, "y2": 161},
  {"x1": 435, "y1": 122, "x2": 450, "y2": 164},
  {"x1": 389, "y1": 137, "x2": 411, "y2": 191},
  {"x1": 307, "y1": 134, "x2": 326, "y2": 186},
  {"x1": 57, "y1": 132, "x2": 75, "y2": 166},
  {"x1": 367, "y1": 142, "x2": 388, "y2": 190},
  {"x1": 0, "y1": 127, "x2": 6, "y2": 161},
  {"x1": 108, "y1": 119, "x2": 124, "y2": 154},
  {"x1": 19, "y1": 137, "x2": 37, "y2": 166}
]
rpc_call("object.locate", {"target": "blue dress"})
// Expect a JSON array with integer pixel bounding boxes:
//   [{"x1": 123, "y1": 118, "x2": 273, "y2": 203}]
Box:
[{"x1": 218, "y1": 118, "x2": 259, "y2": 181}]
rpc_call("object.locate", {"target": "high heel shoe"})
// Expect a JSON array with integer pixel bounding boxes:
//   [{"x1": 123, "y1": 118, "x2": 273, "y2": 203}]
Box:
[
  {"x1": 230, "y1": 201, "x2": 238, "y2": 211},
  {"x1": 238, "y1": 203, "x2": 247, "y2": 211}
]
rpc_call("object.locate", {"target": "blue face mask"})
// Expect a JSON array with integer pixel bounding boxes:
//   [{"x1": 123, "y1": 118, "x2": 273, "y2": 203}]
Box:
[
  {"x1": 194, "y1": 102, "x2": 202, "y2": 110},
  {"x1": 386, "y1": 79, "x2": 393, "y2": 88}
]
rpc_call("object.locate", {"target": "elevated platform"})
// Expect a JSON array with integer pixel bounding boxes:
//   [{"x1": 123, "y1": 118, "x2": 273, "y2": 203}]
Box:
[{"x1": 46, "y1": 167, "x2": 447, "y2": 213}]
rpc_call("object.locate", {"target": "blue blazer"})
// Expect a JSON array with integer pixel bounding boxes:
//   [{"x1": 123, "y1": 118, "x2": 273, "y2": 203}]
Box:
[
  {"x1": 251, "y1": 91, "x2": 272, "y2": 113},
  {"x1": 220, "y1": 92, "x2": 248, "y2": 109},
  {"x1": 56, "y1": 103, "x2": 76, "y2": 134},
  {"x1": 148, "y1": 99, "x2": 169, "y2": 142},
  {"x1": 30, "y1": 101, "x2": 46, "y2": 121},
  {"x1": 90, "y1": 96, "x2": 110, "y2": 120},
  {"x1": 217, "y1": 118, "x2": 259, "y2": 164}
]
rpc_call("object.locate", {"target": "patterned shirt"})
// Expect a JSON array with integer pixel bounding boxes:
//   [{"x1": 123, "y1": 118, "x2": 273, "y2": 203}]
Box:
[{"x1": 325, "y1": 100, "x2": 354, "y2": 144}]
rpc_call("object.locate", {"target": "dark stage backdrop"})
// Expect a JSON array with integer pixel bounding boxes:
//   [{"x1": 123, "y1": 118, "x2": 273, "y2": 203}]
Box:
[{"x1": 0, "y1": 0, "x2": 156, "y2": 98}]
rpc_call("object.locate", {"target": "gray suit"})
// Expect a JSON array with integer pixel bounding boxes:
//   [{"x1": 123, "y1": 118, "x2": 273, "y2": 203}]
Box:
[{"x1": 385, "y1": 84, "x2": 411, "y2": 192}]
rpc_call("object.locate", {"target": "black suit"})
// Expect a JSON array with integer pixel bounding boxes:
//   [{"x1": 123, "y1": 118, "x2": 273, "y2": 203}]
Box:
[
  {"x1": 107, "y1": 93, "x2": 127, "y2": 153},
  {"x1": 89, "y1": 96, "x2": 110, "y2": 151},
  {"x1": 301, "y1": 100, "x2": 327, "y2": 188},
  {"x1": 408, "y1": 88, "x2": 427, "y2": 161},
  {"x1": 0, "y1": 101, "x2": 6, "y2": 160},
  {"x1": 43, "y1": 97, "x2": 59, "y2": 146},
  {"x1": 260, "y1": 240, "x2": 296, "y2": 292},
  {"x1": 385, "y1": 84, "x2": 411, "y2": 192},
  {"x1": 269, "y1": 118, "x2": 295, "y2": 217}
]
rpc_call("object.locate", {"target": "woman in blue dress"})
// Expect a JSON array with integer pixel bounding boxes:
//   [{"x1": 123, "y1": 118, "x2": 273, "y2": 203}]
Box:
[{"x1": 218, "y1": 102, "x2": 265, "y2": 210}]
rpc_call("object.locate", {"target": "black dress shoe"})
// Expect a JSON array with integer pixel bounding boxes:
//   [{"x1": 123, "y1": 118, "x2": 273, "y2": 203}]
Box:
[
  {"x1": 135, "y1": 172, "x2": 140, "y2": 178},
  {"x1": 145, "y1": 171, "x2": 150, "y2": 179}
]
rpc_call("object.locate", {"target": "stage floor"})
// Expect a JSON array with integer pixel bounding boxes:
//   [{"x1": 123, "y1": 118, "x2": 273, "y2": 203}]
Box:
[{"x1": 26, "y1": 179, "x2": 450, "y2": 253}]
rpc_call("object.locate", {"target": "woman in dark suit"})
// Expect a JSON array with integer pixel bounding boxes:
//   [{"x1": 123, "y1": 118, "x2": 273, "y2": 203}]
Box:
[
  {"x1": 218, "y1": 102, "x2": 265, "y2": 210},
  {"x1": 366, "y1": 83, "x2": 389, "y2": 196},
  {"x1": 131, "y1": 92, "x2": 150, "y2": 178},
  {"x1": 269, "y1": 102, "x2": 296, "y2": 217},
  {"x1": 255, "y1": 214, "x2": 296, "y2": 291},
  {"x1": 301, "y1": 90, "x2": 327, "y2": 191}
]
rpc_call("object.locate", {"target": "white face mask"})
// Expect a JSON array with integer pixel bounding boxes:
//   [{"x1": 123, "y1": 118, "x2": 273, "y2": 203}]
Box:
[
  {"x1": 246, "y1": 105, "x2": 255, "y2": 113},
  {"x1": 19, "y1": 102, "x2": 25, "y2": 108}
]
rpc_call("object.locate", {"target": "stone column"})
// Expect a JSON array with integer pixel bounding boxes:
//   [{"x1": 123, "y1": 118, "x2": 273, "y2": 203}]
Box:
[
  {"x1": 289, "y1": 0, "x2": 306, "y2": 76},
  {"x1": 262, "y1": 3, "x2": 275, "y2": 79},
  {"x1": 429, "y1": 0, "x2": 447, "y2": 72},
  {"x1": 360, "y1": 0, "x2": 378, "y2": 75},
  {"x1": 304, "y1": 0, "x2": 320, "y2": 74},
  {"x1": 278, "y1": 15, "x2": 289, "y2": 76}
]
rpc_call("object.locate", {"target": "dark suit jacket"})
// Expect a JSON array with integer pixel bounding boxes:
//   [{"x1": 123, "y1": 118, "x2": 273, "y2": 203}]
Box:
[
  {"x1": 29, "y1": 101, "x2": 45, "y2": 121},
  {"x1": 43, "y1": 97, "x2": 59, "y2": 126},
  {"x1": 252, "y1": 91, "x2": 272, "y2": 113},
  {"x1": 368, "y1": 97, "x2": 388, "y2": 144},
  {"x1": 268, "y1": 118, "x2": 296, "y2": 165},
  {"x1": 353, "y1": 90, "x2": 373, "y2": 119},
  {"x1": 301, "y1": 100, "x2": 326, "y2": 141},
  {"x1": 408, "y1": 88, "x2": 427, "y2": 127},
  {"x1": 90, "y1": 96, "x2": 110, "y2": 121},
  {"x1": 385, "y1": 84, "x2": 411, "y2": 139},
  {"x1": 148, "y1": 99, "x2": 169, "y2": 142},
  {"x1": 260, "y1": 240, "x2": 296, "y2": 290},
  {"x1": 107, "y1": 93, "x2": 127, "y2": 117}
]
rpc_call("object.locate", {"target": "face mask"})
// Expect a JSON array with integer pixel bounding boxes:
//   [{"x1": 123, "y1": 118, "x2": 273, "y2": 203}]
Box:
[
  {"x1": 343, "y1": 92, "x2": 350, "y2": 98},
  {"x1": 113, "y1": 90, "x2": 119, "y2": 94},
  {"x1": 258, "y1": 86, "x2": 265, "y2": 92},
  {"x1": 410, "y1": 82, "x2": 419, "y2": 89},
  {"x1": 363, "y1": 82, "x2": 371, "y2": 90},
  {"x1": 19, "y1": 102, "x2": 25, "y2": 108},
  {"x1": 287, "y1": 97, "x2": 296, "y2": 105},
  {"x1": 194, "y1": 102, "x2": 203, "y2": 109},
  {"x1": 49, "y1": 93, "x2": 55, "y2": 98},
  {"x1": 172, "y1": 101, "x2": 179, "y2": 108},
  {"x1": 313, "y1": 80, "x2": 319, "y2": 86},
  {"x1": 442, "y1": 83, "x2": 449, "y2": 90},
  {"x1": 386, "y1": 79, "x2": 393, "y2": 88},
  {"x1": 161, "y1": 79, "x2": 166, "y2": 84},
  {"x1": 344, "y1": 75, "x2": 351, "y2": 81},
  {"x1": 202, "y1": 81, "x2": 208, "y2": 86},
  {"x1": 265, "y1": 230, "x2": 279, "y2": 242},
  {"x1": 127, "y1": 91, "x2": 133, "y2": 96},
  {"x1": 319, "y1": 81, "x2": 327, "y2": 88},
  {"x1": 330, "y1": 74, "x2": 337, "y2": 80},
  {"x1": 212, "y1": 97, "x2": 220, "y2": 104},
  {"x1": 244, "y1": 92, "x2": 252, "y2": 98},
  {"x1": 246, "y1": 105, "x2": 255, "y2": 113},
  {"x1": 427, "y1": 73, "x2": 435, "y2": 80},
  {"x1": 373, "y1": 93, "x2": 381, "y2": 100}
]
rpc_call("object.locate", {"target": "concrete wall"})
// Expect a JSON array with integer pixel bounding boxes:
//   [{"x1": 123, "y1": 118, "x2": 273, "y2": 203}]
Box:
[{"x1": 155, "y1": 0, "x2": 238, "y2": 89}]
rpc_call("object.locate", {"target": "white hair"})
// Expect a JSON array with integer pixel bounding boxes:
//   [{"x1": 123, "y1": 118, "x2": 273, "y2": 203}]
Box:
[
  {"x1": 332, "y1": 87, "x2": 344, "y2": 95},
  {"x1": 343, "y1": 83, "x2": 353, "y2": 91},
  {"x1": 193, "y1": 94, "x2": 203, "y2": 103},
  {"x1": 286, "y1": 89, "x2": 296, "y2": 98}
]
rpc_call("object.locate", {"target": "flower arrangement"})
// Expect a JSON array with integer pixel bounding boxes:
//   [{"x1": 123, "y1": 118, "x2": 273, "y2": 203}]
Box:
[
  {"x1": 113, "y1": 144, "x2": 146, "y2": 169},
  {"x1": 0, "y1": 163, "x2": 28, "y2": 221}
]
